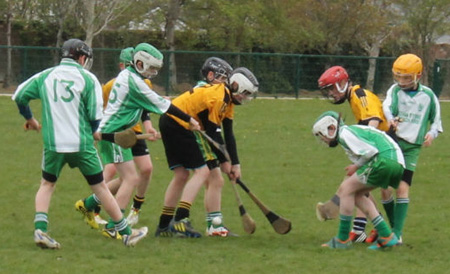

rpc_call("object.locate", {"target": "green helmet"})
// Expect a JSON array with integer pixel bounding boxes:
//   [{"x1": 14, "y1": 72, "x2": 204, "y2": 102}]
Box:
[
  {"x1": 133, "y1": 43, "x2": 163, "y2": 78},
  {"x1": 312, "y1": 111, "x2": 344, "y2": 146},
  {"x1": 119, "y1": 47, "x2": 134, "y2": 66}
]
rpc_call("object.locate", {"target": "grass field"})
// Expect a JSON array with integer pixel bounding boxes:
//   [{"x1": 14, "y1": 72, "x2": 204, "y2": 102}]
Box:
[{"x1": 0, "y1": 96, "x2": 449, "y2": 274}]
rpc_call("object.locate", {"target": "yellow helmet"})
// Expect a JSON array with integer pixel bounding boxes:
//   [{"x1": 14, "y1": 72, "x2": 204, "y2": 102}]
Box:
[
  {"x1": 392, "y1": 53, "x2": 422, "y2": 76},
  {"x1": 392, "y1": 54, "x2": 422, "y2": 90}
]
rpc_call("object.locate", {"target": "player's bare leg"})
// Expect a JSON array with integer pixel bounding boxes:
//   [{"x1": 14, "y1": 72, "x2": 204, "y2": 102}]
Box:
[
  {"x1": 204, "y1": 168, "x2": 229, "y2": 236},
  {"x1": 171, "y1": 166, "x2": 210, "y2": 238},
  {"x1": 155, "y1": 167, "x2": 189, "y2": 237},
  {"x1": 114, "y1": 161, "x2": 140, "y2": 210},
  {"x1": 34, "y1": 179, "x2": 61, "y2": 249},
  {"x1": 127, "y1": 154, "x2": 153, "y2": 226}
]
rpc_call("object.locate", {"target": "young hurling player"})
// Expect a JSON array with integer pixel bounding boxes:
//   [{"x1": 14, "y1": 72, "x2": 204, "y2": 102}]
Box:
[
  {"x1": 155, "y1": 67, "x2": 259, "y2": 238},
  {"x1": 316, "y1": 65, "x2": 394, "y2": 243},
  {"x1": 383, "y1": 53, "x2": 443, "y2": 244},
  {"x1": 312, "y1": 111, "x2": 404, "y2": 250},
  {"x1": 13, "y1": 38, "x2": 147, "y2": 248},
  {"x1": 75, "y1": 43, "x2": 200, "y2": 239},
  {"x1": 94, "y1": 47, "x2": 159, "y2": 227},
  {"x1": 196, "y1": 57, "x2": 237, "y2": 236}
]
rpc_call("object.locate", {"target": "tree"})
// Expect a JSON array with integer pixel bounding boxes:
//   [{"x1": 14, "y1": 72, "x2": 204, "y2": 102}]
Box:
[
  {"x1": 2, "y1": 1, "x2": 13, "y2": 88},
  {"x1": 354, "y1": 0, "x2": 398, "y2": 91},
  {"x1": 164, "y1": 0, "x2": 184, "y2": 89},
  {"x1": 181, "y1": 0, "x2": 270, "y2": 52},
  {"x1": 0, "y1": 0, "x2": 40, "y2": 88},
  {"x1": 394, "y1": 0, "x2": 450, "y2": 84},
  {"x1": 75, "y1": 0, "x2": 132, "y2": 46},
  {"x1": 45, "y1": 0, "x2": 77, "y2": 48}
]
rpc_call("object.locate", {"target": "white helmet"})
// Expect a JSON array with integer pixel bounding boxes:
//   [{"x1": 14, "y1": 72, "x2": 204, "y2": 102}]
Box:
[
  {"x1": 229, "y1": 67, "x2": 258, "y2": 104},
  {"x1": 133, "y1": 43, "x2": 163, "y2": 78},
  {"x1": 312, "y1": 111, "x2": 343, "y2": 147}
]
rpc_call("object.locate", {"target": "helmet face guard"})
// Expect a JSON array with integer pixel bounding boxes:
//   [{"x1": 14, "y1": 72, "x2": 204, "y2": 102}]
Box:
[
  {"x1": 133, "y1": 43, "x2": 163, "y2": 79},
  {"x1": 393, "y1": 72, "x2": 420, "y2": 91},
  {"x1": 213, "y1": 67, "x2": 230, "y2": 83},
  {"x1": 229, "y1": 67, "x2": 259, "y2": 104},
  {"x1": 392, "y1": 53, "x2": 423, "y2": 91},
  {"x1": 83, "y1": 56, "x2": 93, "y2": 71},
  {"x1": 134, "y1": 51, "x2": 163, "y2": 78},
  {"x1": 312, "y1": 111, "x2": 342, "y2": 147},
  {"x1": 318, "y1": 66, "x2": 349, "y2": 103},
  {"x1": 201, "y1": 57, "x2": 233, "y2": 84}
]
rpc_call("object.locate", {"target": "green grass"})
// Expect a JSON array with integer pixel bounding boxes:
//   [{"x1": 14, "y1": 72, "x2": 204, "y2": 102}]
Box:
[{"x1": 1, "y1": 96, "x2": 449, "y2": 274}]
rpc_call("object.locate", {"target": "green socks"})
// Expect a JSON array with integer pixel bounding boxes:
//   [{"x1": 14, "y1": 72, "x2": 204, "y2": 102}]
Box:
[
  {"x1": 393, "y1": 198, "x2": 409, "y2": 238},
  {"x1": 115, "y1": 218, "x2": 131, "y2": 236},
  {"x1": 206, "y1": 211, "x2": 222, "y2": 227},
  {"x1": 84, "y1": 194, "x2": 101, "y2": 211},
  {"x1": 382, "y1": 197, "x2": 396, "y2": 228},
  {"x1": 337, "y1": 214, "x2": 352, "y2": 241},
  {"x1": 372, "y1": 215, "x2": 391, "y2": 238},
  {"x1": 34, "y1": 212, "x2": 48, "y2": 232}
]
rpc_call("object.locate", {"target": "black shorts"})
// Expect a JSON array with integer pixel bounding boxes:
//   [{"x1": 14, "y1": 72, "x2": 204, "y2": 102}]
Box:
[
  {"x1": 159, "y1": 114, "x2": 211, "y2": 170},
  {"x1": 206, "y1": 159, "x2": 219, "y2": 170},
  {"x1": 132, "y1": 134, "x2": 149, "y2": 156}
]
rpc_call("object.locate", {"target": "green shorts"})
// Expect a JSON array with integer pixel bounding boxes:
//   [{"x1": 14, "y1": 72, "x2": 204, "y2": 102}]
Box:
[
  {"x1": 397, "y1": 139, "x2": 422, "y2": 171},
  {"x1": 42, "y1": 147, "x2": 103, "y2": 179},
  {"x1": 98, "y1": 140, "x2": 133, "y2": 165},
  {"x1": 356, "y1": 157, "x2": 404, "y2": 189}
]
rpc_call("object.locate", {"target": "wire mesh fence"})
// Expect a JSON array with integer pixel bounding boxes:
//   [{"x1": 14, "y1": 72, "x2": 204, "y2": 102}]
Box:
[{"x1": 1, "y1": 45, "x2": 449, "y2": 98}]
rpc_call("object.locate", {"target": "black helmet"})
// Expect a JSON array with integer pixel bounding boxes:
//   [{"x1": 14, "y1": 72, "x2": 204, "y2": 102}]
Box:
[
  {"x1": 200, "y1": 57, "x2": 233, "y2": 82},
  {"x1": 61, "y1": 39, "x2": 93, "y2": 60}
]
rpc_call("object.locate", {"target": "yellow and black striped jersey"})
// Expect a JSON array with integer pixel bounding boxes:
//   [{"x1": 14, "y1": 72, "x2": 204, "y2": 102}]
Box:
[
  {"x1": 169, "y1": 83, "x2": 234, "y2": 130},
  {"x1": 348, "y1": 85, "x2": 389, "y2": 132}
]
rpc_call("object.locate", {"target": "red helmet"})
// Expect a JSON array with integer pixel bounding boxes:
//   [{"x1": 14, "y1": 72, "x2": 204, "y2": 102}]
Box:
[{"x1": 318, "y1": 66, "x2": 349, "y2": 93}]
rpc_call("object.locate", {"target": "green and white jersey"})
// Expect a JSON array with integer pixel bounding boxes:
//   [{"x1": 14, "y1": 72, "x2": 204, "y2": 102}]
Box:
[
  {"x1": 383, "y1": 84, "x2": 443, "y2": 145},
  {"x1": 338, "y1": 125, "x2": 405, "y2": 168},
  {"x1": 100, "y1": 67, "x2": 171, "y2": 133},
  {"x1": 12, "y1": 58, "x2": 103, "y2": 153}
]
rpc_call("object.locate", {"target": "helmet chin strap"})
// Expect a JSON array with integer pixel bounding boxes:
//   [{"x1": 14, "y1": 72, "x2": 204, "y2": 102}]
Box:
[
  {"x1": 331, "y1": 82, "x2": 348, "y2": 104},
  {"x1": 329, "y1": 139, "x2": 339, "y2": 147}
]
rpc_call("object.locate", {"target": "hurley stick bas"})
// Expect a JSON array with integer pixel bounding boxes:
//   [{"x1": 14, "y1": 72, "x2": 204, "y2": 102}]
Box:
[
  {"x1": 236, "y1": 178, "x2": 292, "y2": 234},
  {"x1": 102, "y1": 128, "x2": 160, "y2": 148},
  {"x1": 230, "y1": 180, "x2": 256, "y2": 234}
]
